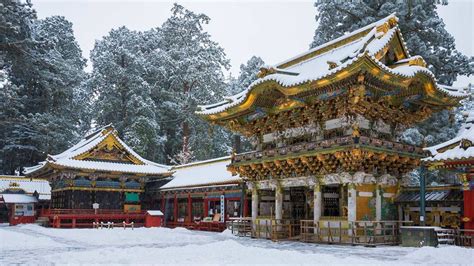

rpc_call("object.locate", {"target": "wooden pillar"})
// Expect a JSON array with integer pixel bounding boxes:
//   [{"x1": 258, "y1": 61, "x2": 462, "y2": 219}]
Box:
[
  {"x1": 348, "y1": 183, "x2": 357, "y2": 222},
  {"x1": 243, "y1": 195, "x2": 249, "y2": 217},
  {"x1": 275, "y1": 186, "x2": 283, "y2": 221},
  {"x1": 203, "y1": 193, "x2": 208, "y2": 218},
  {"x1": 161, "y1": 194, "x2": 165, "y2": 212},
  {"x1": 251, "y1": 188, "x2": 259, "y2": 229},
  {"x1": 187, "y1": 193, "x2": 192, "y2": 223},
  {"x1": 313, "y1": 183, "x2": 322, "y2": 223},
  {"x1": 173, "y1": 194, "x2": 178, "y2": 222},
  {"x1": 72, "y1": 218, "x2": 76, "y2": 228}
]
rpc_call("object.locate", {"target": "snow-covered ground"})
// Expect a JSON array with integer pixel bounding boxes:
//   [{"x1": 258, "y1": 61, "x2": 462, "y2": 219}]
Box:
[{"x1": 1, "y1": 224, "x2": 472, "y2": 265}]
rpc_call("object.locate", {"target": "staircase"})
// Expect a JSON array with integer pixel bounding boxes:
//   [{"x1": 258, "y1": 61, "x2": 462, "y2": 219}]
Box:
[{"x1": 435, "y1": 228, "x2": 455, "y2": 245}]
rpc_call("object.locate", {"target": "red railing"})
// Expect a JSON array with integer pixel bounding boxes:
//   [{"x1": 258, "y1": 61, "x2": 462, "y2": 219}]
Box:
[
  {"x1": 41, "y1": 208, "x2": 146, "y2": 216},
  {"x1": 166, "y1": 221, "x2": 227, "y2": 232}
]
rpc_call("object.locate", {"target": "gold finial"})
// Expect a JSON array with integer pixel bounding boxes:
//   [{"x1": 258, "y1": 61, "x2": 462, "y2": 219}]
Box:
[
  {"x1": 257, "y1": 67, "x2": 277, "y2": 78},
  {"x1": 327, "y1": 61, "x2": 338, "y2": 70}
]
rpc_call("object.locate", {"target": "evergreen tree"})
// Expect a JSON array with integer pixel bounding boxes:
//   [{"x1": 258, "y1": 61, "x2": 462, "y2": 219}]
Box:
[
  {"x1": 148, "y1": 4, "x2": 231, "y2": 162},
  {"x1": 0, "y1": 0, "x2": 37, "y2": 173},
  {"x1": 1, "y1": 1, "x2": 87, "y2": 174},
  {"x1": 237, "y1": 56, "x2": 265, "y2": 90},
  {"x1": 89, "y1": 27, "x2": 163, "y2": 160}
]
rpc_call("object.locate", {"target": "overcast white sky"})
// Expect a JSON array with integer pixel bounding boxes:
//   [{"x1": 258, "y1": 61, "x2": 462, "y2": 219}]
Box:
[{"x1": 34, "y1": 0, "x2": 473, "y2": 85}]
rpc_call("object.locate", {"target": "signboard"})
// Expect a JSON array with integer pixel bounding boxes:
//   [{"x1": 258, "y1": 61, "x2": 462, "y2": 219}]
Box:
[
  {"x1": 125, "y1": 192, "x2": 139, "y2": 202},
  {"x1": 14, "y1": 204, "x2": 34, "y2": 216},
  {"x1": 92, "y1": 203, "x2": 99, "y2": 209},
  {"x1": 220, "y1": 195, "x2": 225, "y2": 222},
  {"x1": 124, "y1": 204, "x2": 141, "y2": 213}
]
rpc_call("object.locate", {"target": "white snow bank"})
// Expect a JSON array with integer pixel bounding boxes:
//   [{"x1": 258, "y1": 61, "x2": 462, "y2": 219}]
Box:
[
  {"x1": 1, "y1": 224, "x2": 472, "y2": 265},
  {"x1": 0, "y1": 226, "x2": 66, "y2": 250},
  {"x1": 402, "y1": 246, "x2": 473, "y2": 265}
]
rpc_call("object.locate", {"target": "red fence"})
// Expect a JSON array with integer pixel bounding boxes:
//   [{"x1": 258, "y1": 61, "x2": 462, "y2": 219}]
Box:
[{"x1": 40, "y1": 209, "x2": 146, "y2": 228}]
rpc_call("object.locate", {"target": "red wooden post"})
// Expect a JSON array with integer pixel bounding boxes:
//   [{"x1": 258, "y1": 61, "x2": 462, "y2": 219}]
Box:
[
  {"x1": 243, "y1": 195, "x2": 249, "y2": 217},
  {"x1": 72, "y1": 218, "x2": 76, "y2": 228},
  {"x1": 173, "y1": 194, "x2": 178, "y2": 222},
  {"x1": 187, "y1": 193, "x2": 192, "y2": 223},
  {"x1": 203, "y1": 193, "x2": 208, "y2": 218},
  {"x1": 161, "y1": 194, "x2": 166, "y2": 212}
]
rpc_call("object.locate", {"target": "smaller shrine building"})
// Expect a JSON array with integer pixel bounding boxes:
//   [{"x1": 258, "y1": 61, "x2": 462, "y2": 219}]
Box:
[
  {"x1": 148, "y1": 157, "x2": 246, "y2": 231},
  {"x1": 0, "y1": 175, "x2": 51, "y2": 225},
  {"x1": 423, "y1": 111, "x2": 474, "y2": 230}
]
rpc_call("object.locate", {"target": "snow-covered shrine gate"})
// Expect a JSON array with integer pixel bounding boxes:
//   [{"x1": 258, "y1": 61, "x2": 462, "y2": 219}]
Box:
[{"x1": 197, "y1": 14, "x2": 466, "y2": 245}]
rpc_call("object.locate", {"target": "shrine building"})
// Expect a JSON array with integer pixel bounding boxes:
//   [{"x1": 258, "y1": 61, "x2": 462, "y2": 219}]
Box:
[
  {"x1": 196, "y1": 14, "x2": 466, "y2": 242},
  {"x1": 24, "y1": 125, "x2": 172, "y2": 212},
  {"x1": 0, "y1": 175, "x2": 51, "y2": 225},
  {"x1": 422, "y1": 111, "x2": 474, "y2": 230},
  {"x1": 147, "y1": 157, "x2": 247, "y2": 232}
]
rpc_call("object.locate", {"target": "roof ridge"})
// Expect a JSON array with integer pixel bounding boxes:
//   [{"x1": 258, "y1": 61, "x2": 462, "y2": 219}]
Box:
[
  {"x1": 171, "y1": 156, "x2": 231, "y2": 169},
  {"x1": 275, "y1": 13, "x2": 397, "y2": 69}
]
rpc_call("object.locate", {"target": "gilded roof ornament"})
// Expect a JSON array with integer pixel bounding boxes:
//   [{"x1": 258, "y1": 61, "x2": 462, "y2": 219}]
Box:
[{"x1": 257, "y1": 66, "x2": 277, "y2": 78}]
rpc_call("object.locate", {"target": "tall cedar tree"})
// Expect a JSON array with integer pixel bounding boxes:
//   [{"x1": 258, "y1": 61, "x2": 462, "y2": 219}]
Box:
[
  {"x1": 1, "y1": 0, "x2": 87, "y2": 174},
  {"x1": 89, "y1": 27, "x2": 163, "y2": 160},
  {"x1": 151, "y1": 4, "x2": 230, "y2": 163}
]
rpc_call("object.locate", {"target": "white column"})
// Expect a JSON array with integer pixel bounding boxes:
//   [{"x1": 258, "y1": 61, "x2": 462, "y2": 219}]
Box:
[
  {"x1": 251, "y1": 188, "x2": 259, "y2": 224},
  {"x1": 375, "y1": 185, "x2": 382, "y2": 222},
  {"x1": 348, "y1": 183, "x2": 357, "y2": 222},
  {"x1": 313, "y1": 183, "x2": 322, "y2": 223},
  {"x1": 275, "y1": 186, "x2": 283, "y2": 221}
]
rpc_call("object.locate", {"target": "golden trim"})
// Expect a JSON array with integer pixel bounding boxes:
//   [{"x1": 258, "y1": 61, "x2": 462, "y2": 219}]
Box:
[{"x1": 200, "y1": 55, "x2": 463, "y2": 122}]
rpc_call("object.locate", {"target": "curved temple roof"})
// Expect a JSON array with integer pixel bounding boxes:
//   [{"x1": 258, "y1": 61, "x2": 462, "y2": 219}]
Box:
[
  {"x1": 24, "y1": 125, "x2": 171, "y2": 176},
  {"x1": 196, "y1": 14, "x2": 466, "y2": 119},
  {"x1": 423, "y1": 111, "x2": 474, "y2": 163}
]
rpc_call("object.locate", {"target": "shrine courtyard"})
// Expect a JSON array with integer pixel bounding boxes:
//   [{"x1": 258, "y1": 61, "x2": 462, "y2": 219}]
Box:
[{"x1": 1, "y1": 224, "x2": 471, "y2": 265}]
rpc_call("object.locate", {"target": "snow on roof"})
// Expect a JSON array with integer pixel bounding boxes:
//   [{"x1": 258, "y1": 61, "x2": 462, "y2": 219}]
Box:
[
  {"x1": 160, "y1": 157, "x2": 241, "y2": 190},
  {"x1": 275, "y1": 13, "x2": 400, "y2": 68},
  {"x1": 423, "y1": 111, "x2": 474, "y2": 162},
  {"x1": 0, "y1": 176, "x2": 51, "y2": 200},
  {"x1": 24, "y1": 125, "x2": 171, "y2": 176},
  {"x1": 146, "y1": 210, "x2": 163, "y2": 216},
  {"x1": 196, "y1": 14, "x2": 466, "y2": 116},
  {"x1": 1, "y1": 194, "x2": 38, "y2": 204}
]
